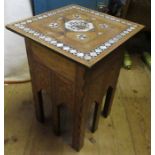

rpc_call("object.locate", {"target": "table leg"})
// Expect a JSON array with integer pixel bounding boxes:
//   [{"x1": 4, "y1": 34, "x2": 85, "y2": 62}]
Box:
[
  {"x1": 102, "y1": 52, "x2": 123, "y2": 118},
  {"x1": 72, "y1": 66, "x2": 88, "y2": 151},
  {"x1": 72, "y1": 102, "x2": 87, "y2": 151},
  {"x1": 25, "y1": 38, "x2": 45, "y2": 123}
]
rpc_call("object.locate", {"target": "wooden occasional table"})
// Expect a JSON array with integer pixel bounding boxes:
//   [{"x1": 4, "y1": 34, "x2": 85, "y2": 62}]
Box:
[{"x1": 6, "y1": 4, "x2": 143, "y2": 151}]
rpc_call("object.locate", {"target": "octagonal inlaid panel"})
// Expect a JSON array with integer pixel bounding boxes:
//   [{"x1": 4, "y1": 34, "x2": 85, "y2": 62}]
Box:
[{"x1": 65, "y1": 19, "x2": 94, "y2": 32}]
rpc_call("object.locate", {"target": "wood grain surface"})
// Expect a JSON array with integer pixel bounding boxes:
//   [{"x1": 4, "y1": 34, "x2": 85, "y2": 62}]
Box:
[{"x1": 6, "y1": 4, "x2": 144, "y2": 67}]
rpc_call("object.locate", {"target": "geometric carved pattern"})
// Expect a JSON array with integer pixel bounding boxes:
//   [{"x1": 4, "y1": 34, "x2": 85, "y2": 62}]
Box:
[{"x1": 10, "y1": 5, "x2": 140, "y2": 62}]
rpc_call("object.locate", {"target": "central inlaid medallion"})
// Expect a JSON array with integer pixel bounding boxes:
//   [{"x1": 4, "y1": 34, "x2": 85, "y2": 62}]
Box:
[
  {"x1": 10, "y1": 5, "x2": 140, "y2": 62},
  {"x1": 65, "y1": 19, "x2": 94, "y2": 32}
]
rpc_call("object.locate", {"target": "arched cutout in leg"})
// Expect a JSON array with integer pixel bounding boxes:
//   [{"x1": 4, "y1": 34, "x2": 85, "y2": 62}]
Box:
[
  {"x1": 52, "y1": 104, "x2": 61, "y2": 136},
  {"x1": 33, "y1": 89, "x2": 45, "y2": 123},
  {"x1": 91, "y1": 101, "x2": 102, "y2": 133},
  {"x1": 102, "y1": 86, "x2": 115, "y2": 118}
]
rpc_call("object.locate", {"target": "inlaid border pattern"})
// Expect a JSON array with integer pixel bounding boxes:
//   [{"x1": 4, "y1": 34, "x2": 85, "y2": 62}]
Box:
[{"x1": 13, "y1": 5, "x2": 138, "y2": 61}]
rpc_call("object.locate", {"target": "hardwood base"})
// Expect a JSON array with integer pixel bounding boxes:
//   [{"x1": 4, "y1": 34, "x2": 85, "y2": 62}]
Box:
[{"x1": 25, "y1": 38, "x2": 123, "y2": 151}]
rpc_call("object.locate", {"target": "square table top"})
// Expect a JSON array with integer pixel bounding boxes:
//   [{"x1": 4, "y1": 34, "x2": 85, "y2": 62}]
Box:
[{"x1": 6, "y1": 4, "x2": 144, "y2": 68}]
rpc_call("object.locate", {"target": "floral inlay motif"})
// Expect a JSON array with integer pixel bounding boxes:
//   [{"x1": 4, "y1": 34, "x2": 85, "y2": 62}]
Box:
[{"x1": 49, "y1": 22, "x2": 59, "y2": 28}]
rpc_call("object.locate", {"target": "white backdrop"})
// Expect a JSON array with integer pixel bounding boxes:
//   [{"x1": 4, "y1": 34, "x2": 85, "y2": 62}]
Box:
[{"x1": 4, "y1": 0, "x2": 33, "y2": 82}]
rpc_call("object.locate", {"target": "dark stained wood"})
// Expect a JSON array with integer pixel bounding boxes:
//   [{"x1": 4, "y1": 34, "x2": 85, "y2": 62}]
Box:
[{"x1": 24, "y1": 36, "x2": 124, "y2": 151}]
